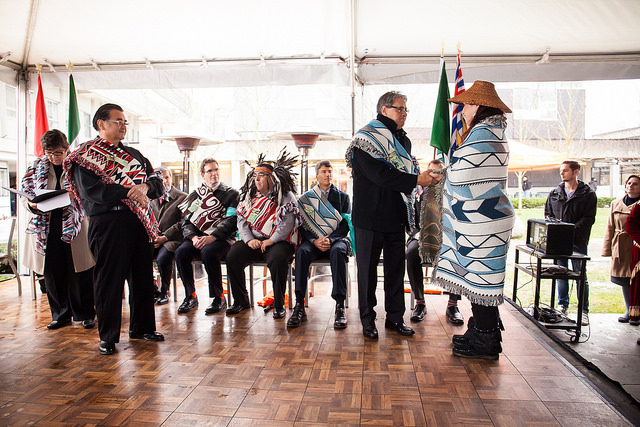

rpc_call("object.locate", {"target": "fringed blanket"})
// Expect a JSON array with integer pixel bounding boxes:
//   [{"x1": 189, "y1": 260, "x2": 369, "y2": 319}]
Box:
[
  {"x1": 432, "y1": 116, "x2": 515, "y2": 306},
  {"x1": 298, "y1": 185, "x2": 352, "y2": 255},
  {"x1": 179, "y1": 183, "x2": 227, "y2": 236},
  {"x1": 345, "y1": 119, "x2": 419, "y2": 229},
  {"x1": 419, "y1": 169, "x2": 446, "y2": 266},
  {"x1": 237, "y1": 193, "x2": 298, "y2": 247},
  {"x1": 64, "y1": 137, "x2": 158, "y2": 241},
  {"x1": 21, "y1": 156, "x2": 83, "y2": 255}
]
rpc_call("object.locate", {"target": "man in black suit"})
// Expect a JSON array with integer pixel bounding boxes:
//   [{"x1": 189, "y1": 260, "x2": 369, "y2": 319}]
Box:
[
  {"x1": 287, "y1": 160, "x2": 351, "y2": 329},
  {"x1": 150, "y1": 167, "x2": 187, "y2": 305},
  {"x1": 345, "y1": 91, "x2": 441, "y2": 339},
  {"x1": 65, "y1": 103, "x2": 165, "y2": 355}
]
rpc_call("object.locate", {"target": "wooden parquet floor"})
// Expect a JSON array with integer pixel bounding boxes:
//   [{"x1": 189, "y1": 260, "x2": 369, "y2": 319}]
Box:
[{"x1": 0, "y1": 276, "x2": 632, "y2": 426}]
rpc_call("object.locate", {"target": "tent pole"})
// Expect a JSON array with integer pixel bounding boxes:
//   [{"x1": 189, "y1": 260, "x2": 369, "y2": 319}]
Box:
[
  {"x1": 22, "y1": 0, "x2": 42, "y2": 70},
  {"x1": 350, "y1": 0, "x2": 356, "y2": 137},
  {"x1": 16, "y1": 69, "x2": 29, "y2": 287}
]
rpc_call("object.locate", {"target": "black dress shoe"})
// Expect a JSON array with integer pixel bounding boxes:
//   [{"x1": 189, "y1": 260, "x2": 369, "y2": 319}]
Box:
[
  {"x1": 129, "y1": 331, "x2": 165, "y2": 341},
  {"x1": 287, "y1": 302, "x2": 307, "y2": 328},
  {"x1": 47, "y1": 319, "x2": 71, "y2": 330},
  {"x1": 384, "y1": 319, "x2": 415, "y2": 336},
  {"x1": 205, "y1": 297, "x2": 227, "y2": 314},
  {"x1": 99, "y1": 341, "x2": 116, "y2": 355},
  {"x1": 273, "y1": 306, "x2": 286, "y2": 319},
  {"x1": 177, "y1": 296, "x2": 198, "y2": 313},
  {"x1": 81, "y1": 319, "x2": 95, "y2": 329},
  {"x1": 153, "y1": 290, "x2": 162, "y2": 300},
  {"x1": 410, "y1": 304, "x2": 427, "y2": 322},
  {"x1": 334, "y1": 303, "x2": 347, "y2": 329},
  {"x1": 225, "y1": 302, "x2": 251, "y2": 315},
  {"x1": 155, "y1": 294, "x2": 169, "y2": 305},
  {"x1": 446, "y1": 306, "x2": 464, "y2": 325},
  {"x1": 363, "y1": 323, "x2": 379, "y2": 339}
]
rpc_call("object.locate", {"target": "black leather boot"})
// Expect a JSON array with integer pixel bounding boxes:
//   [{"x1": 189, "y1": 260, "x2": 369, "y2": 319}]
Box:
[
  {"x1": 286, "y1": 302, "x2": 307, "y2": 328},
  {"x1": 452, "y1": 316, "x2": 475, "y2": 346},
  {"x1": 452, "y1": 325, "x2": 503, "y2": 360}
]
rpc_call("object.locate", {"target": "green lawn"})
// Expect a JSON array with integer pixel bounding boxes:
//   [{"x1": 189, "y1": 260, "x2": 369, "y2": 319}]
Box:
[{"x1": 507, "y1": 207, "x2": 626, "y2": 315}]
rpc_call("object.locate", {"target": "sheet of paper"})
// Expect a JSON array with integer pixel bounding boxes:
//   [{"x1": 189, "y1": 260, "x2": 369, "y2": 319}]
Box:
[
  {"x1": 2, "y1": 186, "x2": 32, "y2": 199},
  {"x1": 36, "y1": 192, "x2": 71, "y2": 212}
]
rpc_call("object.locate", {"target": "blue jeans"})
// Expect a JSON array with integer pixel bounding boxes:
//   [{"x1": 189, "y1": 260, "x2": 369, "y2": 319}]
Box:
[{"x1": 556, "y1": 244, "x2": 589, "y2": 312}]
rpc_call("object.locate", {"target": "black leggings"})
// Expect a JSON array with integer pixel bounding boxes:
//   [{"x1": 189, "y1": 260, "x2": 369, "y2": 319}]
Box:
[{"x1": 471, "y1": 303, "x2": 500, "y2": 330}]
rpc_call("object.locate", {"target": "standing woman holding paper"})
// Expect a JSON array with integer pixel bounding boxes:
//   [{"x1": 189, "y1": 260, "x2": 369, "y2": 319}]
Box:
[{"x1": 21, "y1": 129, "x2": 96, "y2": 330}]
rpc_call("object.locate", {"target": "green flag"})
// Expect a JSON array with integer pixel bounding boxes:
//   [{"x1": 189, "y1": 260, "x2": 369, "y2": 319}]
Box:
[
  {"x1": 68, "y1": 74, "x2": 81, "y2": 148},
  {"x1": 429, "y1": 59, "x2": 451, "y2": 155}
]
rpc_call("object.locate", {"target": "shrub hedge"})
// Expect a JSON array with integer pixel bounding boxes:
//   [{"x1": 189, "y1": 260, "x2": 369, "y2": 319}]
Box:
[{"x1": 509, "y1": 197, "x2": 616, "y2": 209}]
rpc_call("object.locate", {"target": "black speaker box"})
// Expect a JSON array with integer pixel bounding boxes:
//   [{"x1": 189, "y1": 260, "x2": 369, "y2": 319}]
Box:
[{"x1": 526, "y1": 219, "x2": 575, "y2": 256}]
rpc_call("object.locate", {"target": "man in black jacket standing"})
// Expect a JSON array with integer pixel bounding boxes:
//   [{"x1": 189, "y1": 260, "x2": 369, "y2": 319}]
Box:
[
  {"x1": 345, "y1": 91, "x2": 441, "y2": 339},
  {"x1": 174, "y1": 158, "x2": 239, "y2": 315},
  {"x1": 65, "y1": 103, "x2": 165, "y2": 355},
  {"x1": 545, "y1": 160, "x2": 597, "y2": 326}
]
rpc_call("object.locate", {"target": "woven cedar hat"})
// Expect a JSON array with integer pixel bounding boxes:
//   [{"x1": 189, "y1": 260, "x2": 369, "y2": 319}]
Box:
[{"x1": 447, "y1": 81, "x2": 512, "y2": 114}]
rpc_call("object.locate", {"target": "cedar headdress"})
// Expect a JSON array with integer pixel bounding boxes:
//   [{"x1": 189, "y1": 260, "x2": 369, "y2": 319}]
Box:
[{"x1": 240, "y1": 148, "x2": 298, "y2": 205}]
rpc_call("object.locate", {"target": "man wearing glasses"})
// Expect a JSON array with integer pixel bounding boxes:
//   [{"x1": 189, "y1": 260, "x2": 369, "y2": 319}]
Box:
[
  {"x1": 345, "y1": 91, "x2": 442, "y2": 339},
  {"x1": 64, "y1": 103, "x2": 165, "y2": 355},
  {"x1": 174, "y1": 158, "x2": 239, "y2": 315}
]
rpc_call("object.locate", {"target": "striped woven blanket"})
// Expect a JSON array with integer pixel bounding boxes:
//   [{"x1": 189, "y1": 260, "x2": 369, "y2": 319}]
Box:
[
  {"x1": 432, "y1": 117, "x2": 515, "y2": 306},
  {"x1": 345, "y1": 119, "x2": 419, "y2": 229}
]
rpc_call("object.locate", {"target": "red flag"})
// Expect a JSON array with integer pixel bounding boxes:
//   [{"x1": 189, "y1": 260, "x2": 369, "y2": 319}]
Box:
[{"x1": 34, "y1": 74, "x2": 49, "y2": 157}]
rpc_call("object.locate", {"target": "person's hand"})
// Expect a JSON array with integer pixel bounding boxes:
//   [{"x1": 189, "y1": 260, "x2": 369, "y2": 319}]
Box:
[
  {"x1": 28, "y1": 201, "x2": 39, "y2": 210},
  {"x1": 126, "y1": 183, "x2": 150, "y2": 206},
  {"x1": 428, "y1": 169, "x2": 443, "y2": 186},
  {"x1": 154, "y1": 235, "x2": 168, "y2": 248},
  {"x1": 313, "y1": 236, "x2": 331, "y2": 252},
  {"x1": 248, "y1": 239, "x2": 262, "y2": 250},
  {"x1": 193, "y1": 235, "x2": 215, "y2": 250},
  {"x1": 66, "y1": 189, "x2": 75, "y2": 200},
  {"x1": 260, "y1": 238, "x2": 275, "y2": 252},
  {"x1": 417, "y1": 169, "x2": 442, "y2": 187}
]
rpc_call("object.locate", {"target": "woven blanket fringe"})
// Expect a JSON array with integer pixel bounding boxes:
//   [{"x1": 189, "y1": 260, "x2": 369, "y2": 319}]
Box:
[{"x1": 431, "y1": 277, "x2": 504, "y2": 307}]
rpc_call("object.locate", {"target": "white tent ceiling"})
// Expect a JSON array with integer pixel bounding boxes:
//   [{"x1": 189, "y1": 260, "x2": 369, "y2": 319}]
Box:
[{"x1": 1, "y1": 0, "x2": 640, "y2": 89}]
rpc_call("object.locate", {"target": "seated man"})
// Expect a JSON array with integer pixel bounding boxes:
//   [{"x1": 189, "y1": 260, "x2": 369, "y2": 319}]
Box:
[
  {"x1": 288, "y1": 160, "x2": 351, "y2": 329},
  {"x1": 406, "y1": 159, "x2": 463, "y2": 324},
  {"x1": 225, "y1": 151, "x2": 298, "y2": 319},
  {"x1": 174, "y1": 158, "x2": 239, "y2": 314},
  {"x1": 150, "y1": 167, "x2": 187, "y2": 305}
]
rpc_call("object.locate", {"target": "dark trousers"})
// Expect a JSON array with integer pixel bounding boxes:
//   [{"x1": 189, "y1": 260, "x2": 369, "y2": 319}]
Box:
[
  {"x1": 294, "y1": 239, "x2": 348, "y2": 304},
  {"x1": 153, "y1": 245, "x2": 175, "y2": 295},
  {"x1": 44, "y1": 235, "x2": 95, "y2": 322},
  {"x1": 406, "y1": 238, "x2": 460, "y2": 304},
  {"x1": 405, "y1": 238, "x2": 424, "y2": 301},
  {"x1": 355, "y1": 227, "x2": 405, "y2": 326},
  {"x1": 174, "y1": 239, "x2": 230, "y2": 298},
  {"x1": 88, "y1": 211, "x2": 156, "y2": 344},
  {"x1": 226, "y1": 240, "x2": 294, "y2": 309},
  {"x1": 556, "y1": 243, "x2": 590, "y2": 312}
]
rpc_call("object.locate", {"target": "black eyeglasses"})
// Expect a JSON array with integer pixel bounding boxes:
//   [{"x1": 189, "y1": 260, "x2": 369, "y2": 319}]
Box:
[
  {"x1": 386, "y1": 105, "x2": 409, "y2": 113},
  {"x1": 45, "y1": 150, "x2": 66, "y2": 157}
]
